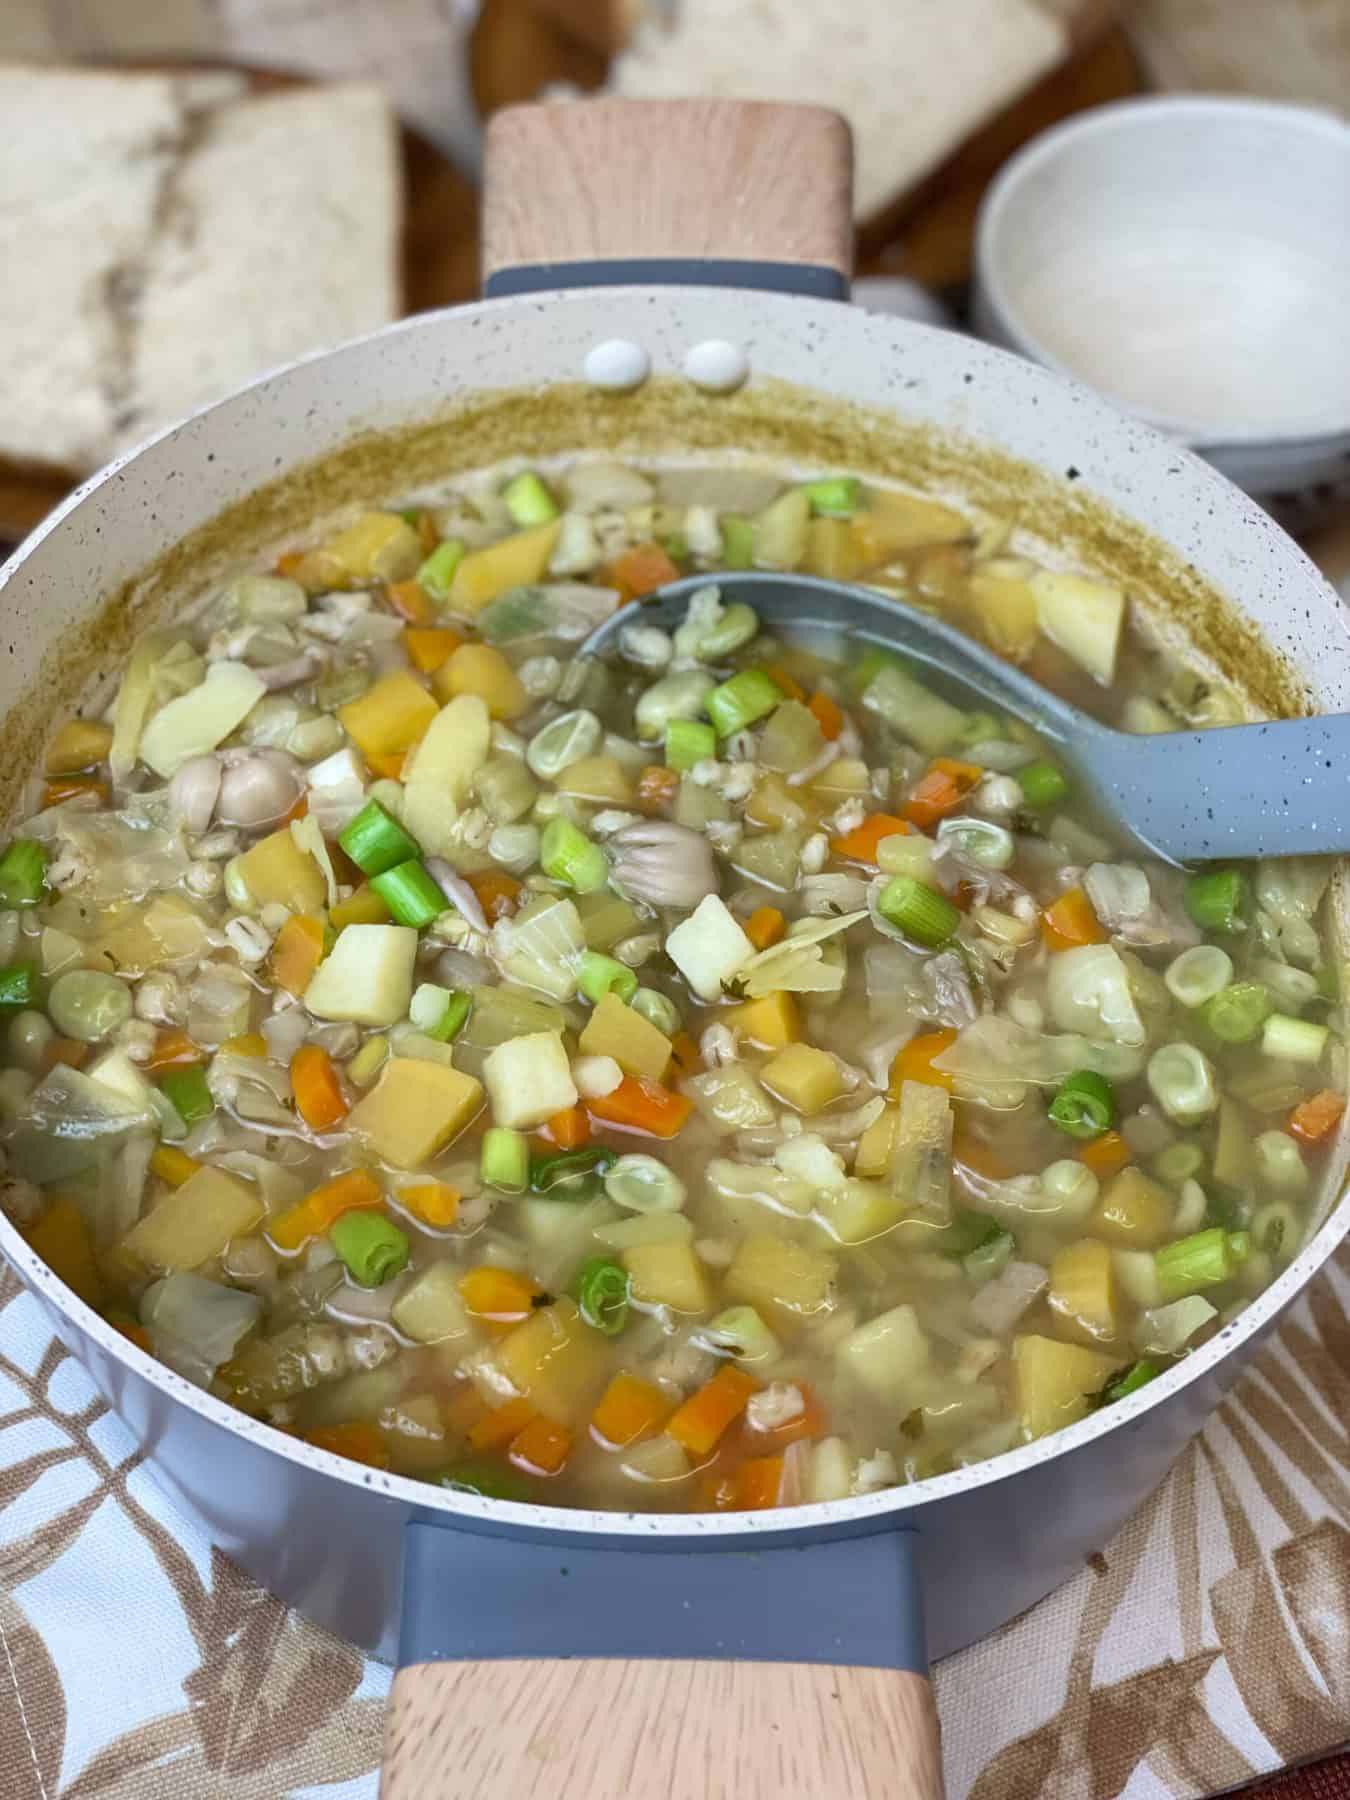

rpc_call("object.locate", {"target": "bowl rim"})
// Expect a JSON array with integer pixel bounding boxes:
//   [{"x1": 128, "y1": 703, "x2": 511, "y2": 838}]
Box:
[{"x1": 974, "y1": 93, "x2": 1350, "y2": 451}]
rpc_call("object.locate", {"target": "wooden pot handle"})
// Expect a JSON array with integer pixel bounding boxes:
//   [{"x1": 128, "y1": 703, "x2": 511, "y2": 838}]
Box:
[
  {"x1": 379, "y1": 1523, "x2": 944, "y2": 1799},
  {"x1": 481, "y1": 97, "x2": 854, "y2": 295}
]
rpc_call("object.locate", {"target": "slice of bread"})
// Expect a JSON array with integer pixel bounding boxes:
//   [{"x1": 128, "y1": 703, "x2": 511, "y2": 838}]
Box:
[{"x1": 0, "y1": 68, "x2": 401, "y2": 478}]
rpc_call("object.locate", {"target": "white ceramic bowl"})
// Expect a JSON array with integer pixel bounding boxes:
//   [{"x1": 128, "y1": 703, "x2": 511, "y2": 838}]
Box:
[{"x1": 974, "y1": 96, "x2": 1350, "y2": 505}]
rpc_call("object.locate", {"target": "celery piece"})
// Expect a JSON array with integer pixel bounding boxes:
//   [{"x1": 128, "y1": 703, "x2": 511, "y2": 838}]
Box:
[
  {"x1": 577, "y1": 951, "x2": 638, "y2": 1005},
  {"x1": 1154, "y1": 1227, "x2": 1236, "y2": 1301},
  {"x1": 720, "y1": 514, "x2": 755, "y2": 569},
  {"x1": 805, "y1": 476, "x2": 861, "y2": 518},
  {"x1": 339, "y1": 800, "x2": 421, "y2": 877},
  {"x1": 481, "y1": 1126, "x2": 530, "y2": 1193},
  {"x1": 1260, "y1": 1012, "x2": 1328, "y2": 1065},
  {"x1": 503, "y1": 471, "x2": 559, "y2": 528},
  {"x1": 876, "y1": 877, "x2": 959, "y2": 948},
  {"x1": 416, "y1": 539, "x2": 465, "y2": 602},
  {"x1": 539, "y1": 818, "x2": 609, "y2": 894},
  {"x1": 705, "y1": 669, "x2": 782, "y2": 737},
  {"x1": 665, "y1": 719, "x2": 717, "y2": 773}
]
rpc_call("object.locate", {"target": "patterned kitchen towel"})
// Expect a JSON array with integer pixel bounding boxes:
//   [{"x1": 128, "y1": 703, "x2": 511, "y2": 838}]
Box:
[{"x1": 0, "y1": 1246, "x2": 1346, "y2": 1799}]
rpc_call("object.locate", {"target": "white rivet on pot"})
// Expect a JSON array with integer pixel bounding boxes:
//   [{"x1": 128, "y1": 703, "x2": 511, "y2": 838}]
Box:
[
  {"x1": 684, "y1": 340, "x2": 749, "y2": 393},
  {"x1": 584, "y1": 339, "x2": 651, "y2": 391}
]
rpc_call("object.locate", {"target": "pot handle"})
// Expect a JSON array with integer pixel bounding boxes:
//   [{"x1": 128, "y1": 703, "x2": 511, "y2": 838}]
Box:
[
  {"x1": 481, "y1": 98, "x2": 854, "y2": 300},
  {"x1": 381, "y1": 1520, "x2": 943, "y2": 1799}
]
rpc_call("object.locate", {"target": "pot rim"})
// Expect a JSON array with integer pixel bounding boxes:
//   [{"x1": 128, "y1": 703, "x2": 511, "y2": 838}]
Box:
[{"x1": 1, "y1": 285, "x2": 1347, "y2": 1544}]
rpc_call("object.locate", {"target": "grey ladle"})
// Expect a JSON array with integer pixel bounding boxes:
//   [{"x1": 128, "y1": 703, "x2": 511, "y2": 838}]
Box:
[{"x1": 578, "y1": 571, "x2": 1350, "y2": 867}]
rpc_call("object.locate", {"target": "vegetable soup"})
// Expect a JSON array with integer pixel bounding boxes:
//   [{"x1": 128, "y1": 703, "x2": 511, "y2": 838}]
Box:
[{"x1": 2, "y1": 459, "x2": 1339, "y2": 1511}]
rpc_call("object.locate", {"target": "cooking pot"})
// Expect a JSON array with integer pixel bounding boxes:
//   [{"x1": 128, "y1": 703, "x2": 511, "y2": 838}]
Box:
[{"x1": 0, "y1": 99, "x2": 1346, "y2": 1800}]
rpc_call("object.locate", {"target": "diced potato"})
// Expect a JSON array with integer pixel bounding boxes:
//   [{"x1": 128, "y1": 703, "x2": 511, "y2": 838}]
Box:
[
  {"x1": 122, "y1": 1167, "x2": 263, "y2": 1272},
  {"x1": 401, "y1": 694, "x2": 491, "y2": 859},
  {"x1": 482, "y1": 1031, "x2": 577, "y2": 1129},
  {"x1": 1014, "y1": 1334, "x2": 1122, "y2": 1438},
  {"x1": 338, "y1": 669, "x2": 439, "y2": 759},
  {"x1": 682, "y1": 1065, "x2": 776, "y2": 1135},
  {"x1": 95, "y1": 893, "x2": 213, "y2": 975},
  {"x1": 347, "y1": 1056, "x2": 483, "y2": 1168},
  {"x1": 1031, "y1": 569, "x2": 1125, "y2": 686},
  {"x1": 577, "y1": 894, "x2": 643, "y2": 952},
  {"x1": 556, "y1": 754, "x2": 635, "y2": 806},
  {"x1": 854, "y1": 1104, "x2": 898, "y2": 1180},
  {"x1": 808, "y1": 757, "x2": 872, "y2": 802},
  {"x1": 140, "y1": 662, "x2": 268, "y2": 779},
  {"x1": 752, "y1": 487, "x2": 810, "y2": 569},
  {"x1": 86, "y1": 1046, "x2": 153, "y2": 1109},
  {"x1": 722, "y1": 991, "x2": 800, "y2": 1050},
  {"x1": 970, "y1": 565, "x2": 1039, "y2": 661},
  {"x1": 494, "y1": 1297, "x2": 609, "y2": 1425},
  {"x1": 1048, "y1": 1238, "x2": 1120, "y2": 1346},
  {"x1": 854, "y1": 489, "x2": 969, "y2": 562},
  {"x1": 725, "y1": 1231, "x2": 836, "y2": 1336},
  {"x1": 744, "y1": 773, "x2": 806, "y2": 830},
  {"x1": 815, "y1": 1178, "x2": 905, "y2": 1246},
  {"x1": 1092, "y1": 1167, "x2": 1173, "y2": 1249},
  {"x1": 305, "y1": 924, "x2": 418, "y2": 1027},
  {"x1": 380, "y1": 1392, "x2": 451, "y2": 1474},
  {"x1": 449, "y1": 521, "x2": 562, "y2": 614},
  {"x1": 837, "y1": 1304, "x2": 930, "y2": 1406},
  {"x1": 432, "y1": 643, "x2": 528, "y2": 720},
  {"x1": 623, "y1": 1240, "x2": 713, "y2": 1315},
  {"x1": 732, "y1": 826, "x2": 807, "y2": 892},
  {"x1": 236, "y1": 827, "x2": 328, "y2": 915},
  {"x1": 391, "y1": 1263, "x2": 477, "y2": 1345},
  {"x1": 47, "y1": 718, "x2": 114, "y2": 774},
  {"x1": 803, "y1": 517, "x2": 866, "y2": 581},
  {"x1": 578, "y1": 992, "x2": 671, "y2": 1082},
  {"x1": 324, "y1": 511, "x2": 422, "y2": 583},
  {"x1": 665, "y1": 895, "x2": 755, "y2": 1002},
  {"x1": 761, "y1": 1043, "x2": 844, "y2": 1113}
]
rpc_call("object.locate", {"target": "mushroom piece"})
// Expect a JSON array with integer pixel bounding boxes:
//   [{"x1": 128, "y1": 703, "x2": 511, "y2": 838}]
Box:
[
  {"x1": 215, "y1": 750, "x2": 305, "y2": 829},
  {"x1": 608, "y1": 821, "x2": 719, "y2": 911},
  {"x1": 167, "y1": 755, "x2": 223, "y2": 834}
]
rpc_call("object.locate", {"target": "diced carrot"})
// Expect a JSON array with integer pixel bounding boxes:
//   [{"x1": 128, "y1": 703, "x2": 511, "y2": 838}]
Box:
[
  {"x1": 106, "y1": 1312, "x2": 152, "y2": 1354},
  {"x1": 387, "y1": 579, "x2": 434, "y2": 624},
  {"x1": 268, "y1": 1168, "x2": 384, "y2": 1252},
  {"x1": 743, "y1": 1383, "x2": 825, "y2": 1451},
  {"x1": 42, "y1": 774, "x2": 110, "y2": 809},
  {"x1": 149, "y1": 1145, "x2": 202, "y2": 1188},
  {"x1": 442, "y1": 1383, "x2": 491, "y2": 1436},
  {"x1": 744, "y1": 906, "x2": 786, "y2": 951},
  {"x1": 608, "y1": 543, "x2": 681, "y2": 600},
  {"x1": 1041, "y1": 886, "x2": 1108, "y2": 952},
  {"x1": 291, "y1": 1044, "x2": 349, "y2": 1133},
  {"x1": 765, "y1": 665, "x2": 807, "y2": 703},
  {"x1": 268, "y1": 915, "x2": 325, "y2": 997},
  {"x1": 458, "y1": 1266, "x2": 545, "y2": 1329},
  {"x1": 402, "y1": 626, "x2": 462, "y2": 675},
  {"x1": 367, "y1": 752, "x2": 407, "y2": 781},
  {"x1": 275, "y1": 550, "x2": 307, "y2": 579},
  {"x1": 698, "y1": 1471, "x2": 740, "y2": 1512},
  {"x1": 637, "y1": 764, "x2": 679, "y2": 816},
  {"x1": 305, "y1": 1421, "x2": 391, "y2": 1469},
  {"x1": 1288, "y1": 1089, "x2": 1346, "y2": 1146},
  {"x1": 901, "y1": 758, "x2": 983, "y2": 831},
  {"x1": 542, "y1": 1106, "x2": 590, "y2": 1150},
  {"x1": 220, "y1": 1033, "x2": 268, "y2": 1058},
  {"x1": 397, "y1": 1182, "x2": 460, "y2": 1229},
  {"x1": 509, "y1": 1415, "x2": 573, "y2": 1476},
  {"x1": 807, "y1": 691, "x2": 845, "y2": 740},
  {"x1": 468, "y1": 1396, "x2": 536, "y2": 1452},
  {"x1": 466, "y1": 869, "x2": 522, "y2": 924},
  {"x1": 668, "y1": 1031, "x2": 702, "y2": 1078},
  {"x1": 144, "y1": 1028, "x2": 205, "y2": 1074},
  {"x1": 587, "y1": 1075, "x2": 693, "y2": 1140},
  {"x1": 830, "y1": 812, "x2": 911, "y2": 865},
  {"x1": 732, "y1": 1455, "x2": 785, "y2": 1511},
  {"x1": 38, "y1": 1036, "x2": 89, "y2": 1074},
  {"x1": 888, "y1": 1027, "x2": 958, "y2": 1097},
  {"x1": 667, "y1": 1365, "x2": 759, "y2": 1458},
  {"x1": 591, "y1": 1372, "x2": 673, "y2": 1449},
  {"x1": 1078, "y1": 1131, "x2": 1132, "y2": 1180}
]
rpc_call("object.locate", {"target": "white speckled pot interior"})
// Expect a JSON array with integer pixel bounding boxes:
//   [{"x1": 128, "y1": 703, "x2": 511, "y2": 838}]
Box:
[{"x1": 1, "y1": 288, "x2": 1347, "y2": 1660}]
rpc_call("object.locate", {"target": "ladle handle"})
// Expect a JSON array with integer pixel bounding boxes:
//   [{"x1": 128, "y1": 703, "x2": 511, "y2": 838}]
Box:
[{"x1": 381, "y1": 1523, "x2": 944, "y2": 1800}]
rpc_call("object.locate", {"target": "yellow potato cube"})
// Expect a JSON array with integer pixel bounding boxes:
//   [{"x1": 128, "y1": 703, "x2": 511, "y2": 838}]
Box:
[
  {"x1": 556, "y1": 754, "x2": 635, "y2": 806},
  {"x1": 495, "y1": 1297, "x2": 610, "y2": 1425},
  {"x1": 1048, "y1": 1239, "x2": 1120, "y2": 1347},
  {"x1": 815, "y1": 1178, "x2": 905, "y2": 1246},
  {"x1": 854, "y1": 489, "x2": 969, "y2": 563},
  {"x1": 1013, "y1": 1334, "x2": 1122, "y2": 1439},
  {"x1": 1092, "y1": 1167, "x2": 1174, "y2": 1249},
  {"x1": 970, "y1": 566, "x2": 1039, "y2": 661},
  {"x1": 761, "y1": 1042, "x2": 844, "y2": 1113},
  {"x1": 236, "y1": 828, "x2": 328, "y2": 914},
  {"x1": 122, "y1": 1168, "x2": 263, "y2": 1272},
  {"x1": 623, "y1": 1240, "x2": 713, "y2": 1316},
  {"x1": 347, "y1": 1057, "x2": 484, "y2": 1169},
  {"x1": 578, "y1": 992, "x2": 672, "y2": 1083},
  {"x1": 448, "y1": 521, "x2": 562, "y2": 614},
  {"x1": 725, "y1": 1231, "x2": 837, "y2": 1336},
  {"x1": 432, "y1": 644, "x2": 527, "y2": 720},
  {"x1": 324, "y1": 511, "x2": 422, "y2": 583},
  {"x1": 853, "y1": 1104, "x2": 898, "y2": 1180},
  {"x1": 721, "y1": 991, "x2": 800, "y2": 1051},
  {"x1": 803, "y1": 517, "x2": 866, "y2": 581},
  {"x1": 339, "y1": 670, "x2": 439, "y2": 759}
]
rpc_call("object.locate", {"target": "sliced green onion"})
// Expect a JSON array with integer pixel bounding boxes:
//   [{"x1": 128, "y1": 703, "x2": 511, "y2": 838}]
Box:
[
  {"x1": 481, "y1": 1127, "x2": 529, "y2": 1193},
  {"x1": 577, "y1": 951, "x2": 638, "y2": 1005},
  {"x1": 1155, "y1": 1226, "x2": 1237, "y2": 1301},
  {"x1": 47, "y1": 968, "x2": 131, "y2": 1042},
  {"x1": 1201, "y1": 981, "x2": 1272, "y2": 1044},
  {"x1": 936, "y1": 816, "x2": 1014, "y2": 869},
  {"x1": 603, "y1": 1153, "x2": 686, "y2": 1213},
  {"x1": 330, "y1": 1209, "x2": 409, "y2": 1287},
  {"x1": 705, "y1": 669, "x2": 782, "y2": 737},
  {"x1": 665, "y1": 719, "x2": 717, "y2": 772},
  {"x1": 1151, "y1": 1141, "x2": 1204, "y2": 1185},
  {"x1": 1252, "y1": 1130, "x2": 1308, "y2": 1195},
  {"x1": 426, "y1": 990, "x2": 471, "y2": 1042},
  {"x1": 937, "y1": 1212, "x2": 1014, "y2": 1282},
  {"x1": 159, "y1": 1064, "x2": 213, "y2": 1126},
  {"x1": 1147, "y1": 1042, "x2": 1219, "y2": 1123},
  {"x1": 1016, "y1": 760, "x2": 1069, "y2": 809},
  {"x1": 0, "y1": 840, "x2": 48, "y2": 908},
  {"x1": 876, "y1": 876, "x2": 960, "y2": 948},
  {"x1": 432, "y1": 1459, "x2": 532, "y2": 1501},
  {"x1": 804, "y1": 476, "x2": 861, "y2": 517},
  {"x1": 1164, "y1": 945, "x2": 1234, "y2": 1009},
  {"x1": 416, "y1": 538, "x2": 465, "y2": 601},
  {"x1": 539, "y1": 817, "x2": 609, "y2": 893},
  {"x1": 573, "y1": 1255, "x2": 631, "y2": 1335},
  {"x1": 694, "y1": 603, "x2": 758, "y2": 660},
  {"x1": 1184, "y1": 867, "x2": 1247, "y2": 934},
  {"x1": 0, "y1": 961, "x2": 42, "y2": 1016},
  {"x1": 1260, "y1": 1012, "x2": 1328, "y2": 1065},
  {"x1": 1048, "y1": 1069, "x2": 1116, "y2": 1140},
  {"x1": 1098, "y1": 1359, "x2": 1161, "y2": 1406},
  {"x1": 503, "y1": 470, "x2": 559, "y2": 527},
  {"x1": 531, "y1": 1145, "x2": 615, "y2": 1194},
  {"x1": 720, "y1": 514, "x2": 755, "y2": 569},
  {"x1": 370, "y1": 859, "x2": 448, "y2": 928},
  {"x1": 338, "y1": 800, "x2": 421, "y2": 876}
]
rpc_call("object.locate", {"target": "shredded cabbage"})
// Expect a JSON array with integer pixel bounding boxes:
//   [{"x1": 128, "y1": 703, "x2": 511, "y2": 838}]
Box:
[
  {"x1": 490, "y1": 895, "x2": 585, "y2": 1000},
  {"x1": 1045, "y1": 944, "x2": 1146, "y2": 1045},
  {"x1": 142, "y1": 1274, "x2": 263, "y2": 1387},
  {"x1": 738, "y1": 910, "x2": 866, "y2": 998},
  {"x1": 934, "y1": 1015, "x2": 1148, "y2": 1087}
]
